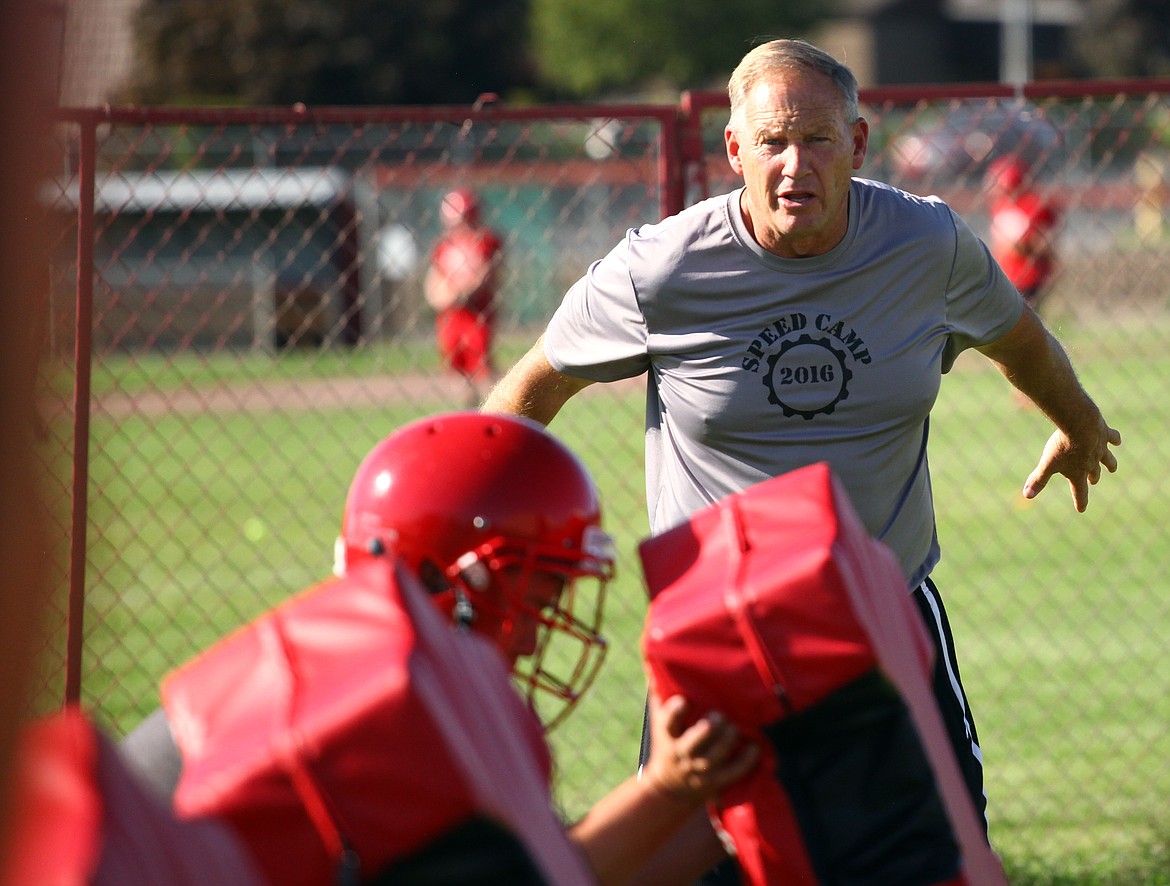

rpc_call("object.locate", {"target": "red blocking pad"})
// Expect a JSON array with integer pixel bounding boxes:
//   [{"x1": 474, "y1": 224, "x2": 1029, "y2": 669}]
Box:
[
  {"x1": 3, "y1": 705, "x2": 263, "y2": 886},
  {"x1": 164, "y1": 557, "x2": 593, "y2": 886},
  {"x1": 640, "y1": 462, "x2": 1005, "y2": 886}
]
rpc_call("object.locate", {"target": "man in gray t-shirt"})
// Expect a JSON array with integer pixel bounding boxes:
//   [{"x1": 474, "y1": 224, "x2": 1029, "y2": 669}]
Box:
[
  {"x1": 544, "y1": 178, "x2": 1019, "y2": 589},
  {"x1": 483, "y1": 38, "x2": 1120, "y2": 884}
]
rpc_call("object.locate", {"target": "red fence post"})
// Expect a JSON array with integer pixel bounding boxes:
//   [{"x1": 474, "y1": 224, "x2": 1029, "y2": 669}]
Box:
[
  {"x1": 678, "y1": 90, "x2": 713, "y2": 205},
  {"x1": 65, "y1": 111, "x2": 97, "y2": 705},
  {"x1": 659, "y1": 107, "x2": 686, "y2": 219}
]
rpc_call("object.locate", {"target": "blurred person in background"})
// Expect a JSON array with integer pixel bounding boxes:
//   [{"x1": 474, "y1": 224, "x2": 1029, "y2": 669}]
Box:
[
  {"x1": 986, "y1": 155, "x2": 1060, "y2": 314},
  {"x1": 483, "y1": 37, "x2": 1120, "y2": 884},
  {"x1": 425, "y1": 188, "x2": 505, "y2": 406},
  {"x1": 120, "y1": 412, "x2": 758, "y2": 886}
]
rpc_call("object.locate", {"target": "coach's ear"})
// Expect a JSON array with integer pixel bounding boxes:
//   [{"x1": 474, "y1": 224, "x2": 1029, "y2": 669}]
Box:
[
  {"x1": 851, "y1": 116, "x2": 870, "y2": 171},
  {"x1": 725, "y1": 123, "x2": 745, "y2": 176}
]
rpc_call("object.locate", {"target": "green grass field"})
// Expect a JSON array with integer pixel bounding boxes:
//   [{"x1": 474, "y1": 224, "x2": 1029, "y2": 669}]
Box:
[{"x1": 58, "y1": 312, "x2": 1170, "y2": 884}]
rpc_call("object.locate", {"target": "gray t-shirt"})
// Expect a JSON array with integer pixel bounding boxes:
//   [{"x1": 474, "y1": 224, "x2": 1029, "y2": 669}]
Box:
[{"x1": 544, "y1": 179, "x2": 1023, "y2": 586}]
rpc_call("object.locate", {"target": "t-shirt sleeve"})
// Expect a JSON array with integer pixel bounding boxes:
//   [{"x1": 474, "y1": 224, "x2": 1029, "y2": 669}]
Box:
[
  {"x1": 940, "y1": 208, "x2": 1025, "y2": 372},
  {"x1": 543, "y1": 233, "x2": 651, "y2": 382}
]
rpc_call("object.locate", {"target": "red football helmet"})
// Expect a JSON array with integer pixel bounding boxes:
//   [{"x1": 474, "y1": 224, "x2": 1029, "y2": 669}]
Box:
[
  {"x1": 336, "y1": 412, "x2": 614, "y2": 728},
  {"x1": 986, "y1": 156, "x2": 1026, "y2": 193},
  {"x1": 439, "y1": 187, "x2": 481, "y2": 228}
]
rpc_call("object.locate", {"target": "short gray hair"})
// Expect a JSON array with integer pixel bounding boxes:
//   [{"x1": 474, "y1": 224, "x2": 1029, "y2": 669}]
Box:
[{"x1": 728, "y1": 39, "x2": 860, "y2": 128}]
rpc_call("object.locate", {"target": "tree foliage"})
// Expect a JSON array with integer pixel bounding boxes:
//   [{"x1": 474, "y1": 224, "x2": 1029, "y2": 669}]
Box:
[
  {"x1": 121, "y1": 0, "x2": 1170, "y2": 108},
  {"x1": 125, "y1": 0, "x2": 828, "y2": 106},
  {"x1": 125, "y1": 0, "x2": 535, "y2": 105},
  {"x1": 529, "y1": 0, "x2": 824, "y2": 98}
]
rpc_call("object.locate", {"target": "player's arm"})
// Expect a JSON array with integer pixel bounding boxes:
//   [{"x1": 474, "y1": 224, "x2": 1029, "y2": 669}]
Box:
[
  {"x1": 481, "y1": 239, "x2": 504, "y2": 297},
  {"x1": 480, "y1": 333, "x2": 593, "y2": 423},
  {"x1": 423, "y1": 263, "x2": 460, "y2": 311},
  {"x1": 424, "y1": 242, "x2": 497, "y2": 311},
  {"x1": 976, "y1": 304, "x2": 1121, "y2": 511},
  {"x1": 622, "y1": 807, "x2": 731, "y2": 886},
  {"x1": 566, "y1": 692, "x2": 758, "y2": 886},
  {"x1": 450, "y1": 249, "x2": 498, "y2": 302}
]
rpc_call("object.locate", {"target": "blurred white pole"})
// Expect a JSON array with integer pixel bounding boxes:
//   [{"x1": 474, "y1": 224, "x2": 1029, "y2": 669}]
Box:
[{"x1": 1001, "y1": 0, "x2": 1034, "y2": 87}]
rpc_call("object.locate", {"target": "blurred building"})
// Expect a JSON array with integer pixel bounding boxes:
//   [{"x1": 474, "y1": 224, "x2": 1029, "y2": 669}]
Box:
[{"x1": 812, "y1": 0, "x2": 1085, "y2": 86}]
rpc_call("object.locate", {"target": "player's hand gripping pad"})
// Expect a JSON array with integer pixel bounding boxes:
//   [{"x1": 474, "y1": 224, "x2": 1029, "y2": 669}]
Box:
[
  {"x1": 162, "y1": 558, "x2": 595, "y2": 886},
  {"x1": 639, "y1": 462, "x2": 1005, "y2": 886}
]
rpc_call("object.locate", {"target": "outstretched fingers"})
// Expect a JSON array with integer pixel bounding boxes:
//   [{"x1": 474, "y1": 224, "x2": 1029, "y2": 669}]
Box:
[{"x1": 1024, "y1": 424, "x2": 1121, "y2": 511}]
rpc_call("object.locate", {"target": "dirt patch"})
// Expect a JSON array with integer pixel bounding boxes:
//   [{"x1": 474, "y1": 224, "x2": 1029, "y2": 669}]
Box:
[{"x1": 90, "y1": 372, "x2": 644, "y2": 419}]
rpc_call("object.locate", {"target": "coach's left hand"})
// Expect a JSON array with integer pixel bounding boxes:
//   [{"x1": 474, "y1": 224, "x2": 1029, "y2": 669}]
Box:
[{"x1": 1023, "y1": 420, "x2": 1121, "y2": 511}]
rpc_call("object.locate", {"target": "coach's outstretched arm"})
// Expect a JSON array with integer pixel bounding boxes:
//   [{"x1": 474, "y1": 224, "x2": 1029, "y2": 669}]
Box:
[
  {"x1": 977, "y1": 304, "x2": 1121, "y2": 512},
  {"x1": 481, "y1": 333, "x2": 593, "y2": 424}
]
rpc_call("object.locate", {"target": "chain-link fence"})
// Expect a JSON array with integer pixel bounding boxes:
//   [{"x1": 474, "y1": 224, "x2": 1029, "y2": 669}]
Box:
[{"x1": 38, "y1": 82, "x2": 1170, "y2": 876}]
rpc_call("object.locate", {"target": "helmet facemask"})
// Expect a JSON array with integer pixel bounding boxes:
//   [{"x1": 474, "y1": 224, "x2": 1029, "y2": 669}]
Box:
[{"x1": 444, "y1": 525, "x2": 614, "y2": 730}]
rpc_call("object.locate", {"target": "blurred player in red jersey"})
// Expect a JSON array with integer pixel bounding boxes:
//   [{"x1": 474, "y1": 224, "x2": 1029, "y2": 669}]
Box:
[
  {"x1": 425, "y1": 188, "x2": 504, "y2": 405},
  {"x1": 987, "y1": 156, "x2": 1060, "y2": 312}
]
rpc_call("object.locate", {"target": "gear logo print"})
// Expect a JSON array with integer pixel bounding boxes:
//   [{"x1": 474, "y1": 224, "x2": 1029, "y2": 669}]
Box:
[{"x1": 763, "y1": 334, "x2": 852, "y2": 420}]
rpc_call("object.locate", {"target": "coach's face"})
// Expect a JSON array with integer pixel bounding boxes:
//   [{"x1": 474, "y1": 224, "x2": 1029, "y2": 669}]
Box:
[{"x1": 725, "y1": 68, "x2": 868, "y2": 259}]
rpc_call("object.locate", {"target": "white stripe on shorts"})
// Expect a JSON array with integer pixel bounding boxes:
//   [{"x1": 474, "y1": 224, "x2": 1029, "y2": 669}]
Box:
[{"x1": 916, "y1": 579, "x2": 985, "y2": 772}]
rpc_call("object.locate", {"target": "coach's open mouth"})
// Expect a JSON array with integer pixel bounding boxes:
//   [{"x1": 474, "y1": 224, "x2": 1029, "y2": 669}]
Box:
[{"x1": 779, "y1": 189, "x2": 817, "y2": 208}]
